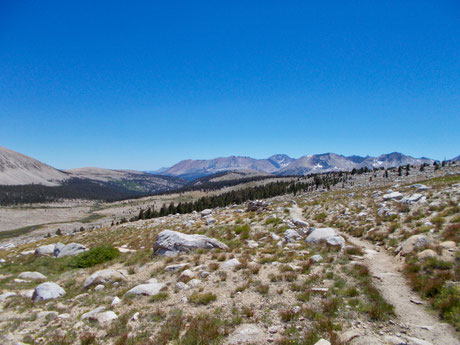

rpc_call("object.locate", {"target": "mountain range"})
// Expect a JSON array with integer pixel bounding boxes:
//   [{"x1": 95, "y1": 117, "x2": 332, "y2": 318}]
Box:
[
  {"x1": 158, "y1": 152, "x2": 438, "y2": 179},
  {"x1": 1, "y1": 146, "x2": 457, "y2": 189}
]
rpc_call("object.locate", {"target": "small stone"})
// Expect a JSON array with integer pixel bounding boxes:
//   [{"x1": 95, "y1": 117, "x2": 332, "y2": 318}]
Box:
[{"x1": 111, "y1": 296, "x2": 121, "y2": 306}]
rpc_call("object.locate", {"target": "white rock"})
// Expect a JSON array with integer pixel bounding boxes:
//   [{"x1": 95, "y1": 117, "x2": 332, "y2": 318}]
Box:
[
  {"x1": 34, "y1": 244, "x2": 55, "y2": 256},
  {"x1": 222, "y1": 258, "x2": 241, "y2": 269},
  {"x1": 32, "y1": 282, "x2": 66, "y2": 301},
  {"x1": 90, "y1": 311, "x2": 118, "y2": 324},
  {"x1": 94, "y1": 284, "x2": 105, "y2": 291},
  {"x1": 401, "y1": 235, "x2": 430, "y2": 255},
  {"x1": 111, "y1": 296, "x2": 121, "y2": 306},
  {"x1": 55, "y1": 243, "x2": 87, "y2": 258},
  {"x1": 306, "y1": 228, "x2": 337, "y2": 243},
  {"x1": 247, "y1": 240, "x2": 258, "y2": 248},
  {"x1": 292, "y1": 218, "x2": 309, "y2": 227},
  {"x1": 83, "y1": 269, "x2": 127, "y2": 288},
  {"x1": 200, "y1": 209, "x2": 212, "y2": 217},
  {"x1": 18, "y1": 271, "x2": 47, "y2": 280},
  {"x1": 81, "y1": 306, "x2": 105, "y2": 319},
  {"x1": 176, "y1": 282, "x2": 189, "y2": 290},
  {"x1": 326, "y1": 235, "x2": 345, "y2": 247},
  {"x1": 178, "y1": 269, "x2": 194, "y2": 282},
  {"x1": 383, "y1": 192, "x2": 404, "y2": 201},
  {"x1": 187, "y1": 279, "x2": 201, "y2": 287},
  {"x1": 153, "y1": 230, "x2": 228, "y2": 257},
  {"x1": 124, "y1": 283, "x2": 165, "y2": 296},
  {"x1": 310, "y1": 254, "x2": 323, "y2": 263},
  {"x1": 0, "y1": 292, "x2": 16, "y2": 301},
  {"x1": 284, "y1": 229, "x2": 302, "y2": 242},
  {"x1": 206, "y1": 217, "x2": 216, "y2": 225},
  {"x1": 314, "y1": 339, "x2": 331, "y2": 345}
]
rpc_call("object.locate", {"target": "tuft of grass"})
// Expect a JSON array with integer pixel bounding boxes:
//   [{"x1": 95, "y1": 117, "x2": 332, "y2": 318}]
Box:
[
  {"x1": 149, "y1": 292, "x2": 169, "y2": 303},
  {"x1": 188, "y1": 292, "x2": 217, "y2": 305},
  {"x1": 180, "y1": 314, "x2": 224, "y2": 345},
  {"x1": 152, "y1": 309, "x2": 184, "y2": 345}
]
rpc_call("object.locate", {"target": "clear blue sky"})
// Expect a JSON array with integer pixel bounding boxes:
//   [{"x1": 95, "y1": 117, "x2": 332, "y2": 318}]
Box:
[{"x1": 1, "y1": 1, "x2": 459, "y2": 170}]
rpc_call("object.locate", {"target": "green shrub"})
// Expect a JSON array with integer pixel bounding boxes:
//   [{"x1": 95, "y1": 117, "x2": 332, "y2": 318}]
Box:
[{"x1": 68, "y1": 246, "x2": 120, "y2": 268}]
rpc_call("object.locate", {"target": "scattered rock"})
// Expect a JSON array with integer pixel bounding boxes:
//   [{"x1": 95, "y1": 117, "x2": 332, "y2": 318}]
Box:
[
  {"x1": 124, "y1": 282, "x2": 166, "y2": 297},
  {"x1": 383, "y1": 192, "x2": 403, "y2": 200},
  {"x1": 401, "y1": 235, "x2": 430, "y2": 255},
  {"x1": 326, "y1": 235, "x2": 345, "y2": 247},
  {"x1": 310, "y1": 254, "x2": 323, "y2": 263},
  {"x1": 417, "y1": 249, "x2": 437, "y2": 260},
  {"x1": 205, "y1": 217, "x2": 216, "y2": 225},
  {"x1": 32, "y1": 282, "x2": 66, "y2": 301},
  {"x1": 81, "y1": 306, "x2": 105, "y2": 320},
  {"x1": 83, "y1": 269, "x2": 127, "y2": 288},
  {"x1": 90, "y1": 311, "x2": 118, "y2": 324},
  {"x1": 153, "y1": 230, "x2": 229, "y2": 257},
  {"x1": 55, "y1": 243, "x2": 87, "y2": 257},
  {"x1": 178, "y1": 269, "x2": 194, "y2": 282},
  {"x1": 34, "y1": 244, "x2": 55, "y2": 256},
  {"x1": 284, "y1": 229, "x2": 302, "y2": 243},
  {"x1": 111, "y1": 296, "x2": 121, "y2": 306},
  {"x1": 222, "y1": 258, "x2": 241, "y2": 269},
  {"x1": 306, "y1": 228, "x2": 338, "y2": 244},
  {"x1": 200, "y1": 209, "x2": 212, "y2": 218},
  {"x1": 0, "y1": 292, "x2": 17, "y2": 301},
  {"x1": 18, "y1": 271, "x2": 47, "y2": 280}
]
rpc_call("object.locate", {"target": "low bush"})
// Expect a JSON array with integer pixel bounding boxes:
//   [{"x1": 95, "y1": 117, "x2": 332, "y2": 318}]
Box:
[{"x1": 68, "y1": 246, "x2": 120, "y2": 268}]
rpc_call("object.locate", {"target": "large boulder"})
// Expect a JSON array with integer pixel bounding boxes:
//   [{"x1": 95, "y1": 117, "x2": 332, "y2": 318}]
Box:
[
  {"x1": 34, "y1": 244, "x2": 56, "y2": 256},
  {"x1": 55, "y1": 243, "x2": 87, "y2": 258},
  {"x1": 124, "y1": 282, "x2": 165, "y2": 297},
  {"x1": 153, "y1": 230, "x2": 229, "y2": 257},
  {"x1": 401, "y1": 235, "x2": 430, "y2": 255},
  {"x1": 83, "y1": 269, "x2": 127, "y2": 288},
  {"x1": 32, "y1": 282, "x2": 66, "y2": 301},
  {"x1": 18, "y1": 272, "x2": 47, "y2": 280},
  {"x1": 306, "y1": 228, "x2": 338, "y2": 244}
]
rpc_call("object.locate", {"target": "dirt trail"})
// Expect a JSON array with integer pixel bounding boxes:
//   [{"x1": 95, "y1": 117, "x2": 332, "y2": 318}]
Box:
[{"x1": 290, "y1": 204, "x2": 459, "y2": 345}]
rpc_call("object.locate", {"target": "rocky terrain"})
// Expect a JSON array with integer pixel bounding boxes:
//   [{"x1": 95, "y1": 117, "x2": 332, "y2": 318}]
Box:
[{"x1": 0, "y1": 163, "x2": 458, "y2": 345}]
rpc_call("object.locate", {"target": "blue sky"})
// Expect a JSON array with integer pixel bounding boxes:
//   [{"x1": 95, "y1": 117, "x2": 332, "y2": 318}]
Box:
[{"x1": 1, "y1": 1, "x2": 459, "y2": 170}]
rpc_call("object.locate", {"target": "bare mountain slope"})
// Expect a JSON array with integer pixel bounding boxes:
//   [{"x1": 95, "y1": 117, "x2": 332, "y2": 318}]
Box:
[{"x1": 0, "y1": 146, "x2": 69, "y2": 186}]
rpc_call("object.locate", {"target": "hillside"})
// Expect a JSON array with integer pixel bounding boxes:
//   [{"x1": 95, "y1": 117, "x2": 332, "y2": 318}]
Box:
[{"x1": 0, "y1": 146, "x2": 69, "y2": 186}]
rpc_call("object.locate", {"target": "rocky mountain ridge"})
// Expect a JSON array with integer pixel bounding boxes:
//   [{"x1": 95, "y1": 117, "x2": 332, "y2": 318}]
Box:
[{"x1": 160, "y1": 152, "x2": 437, "y2": 179}]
